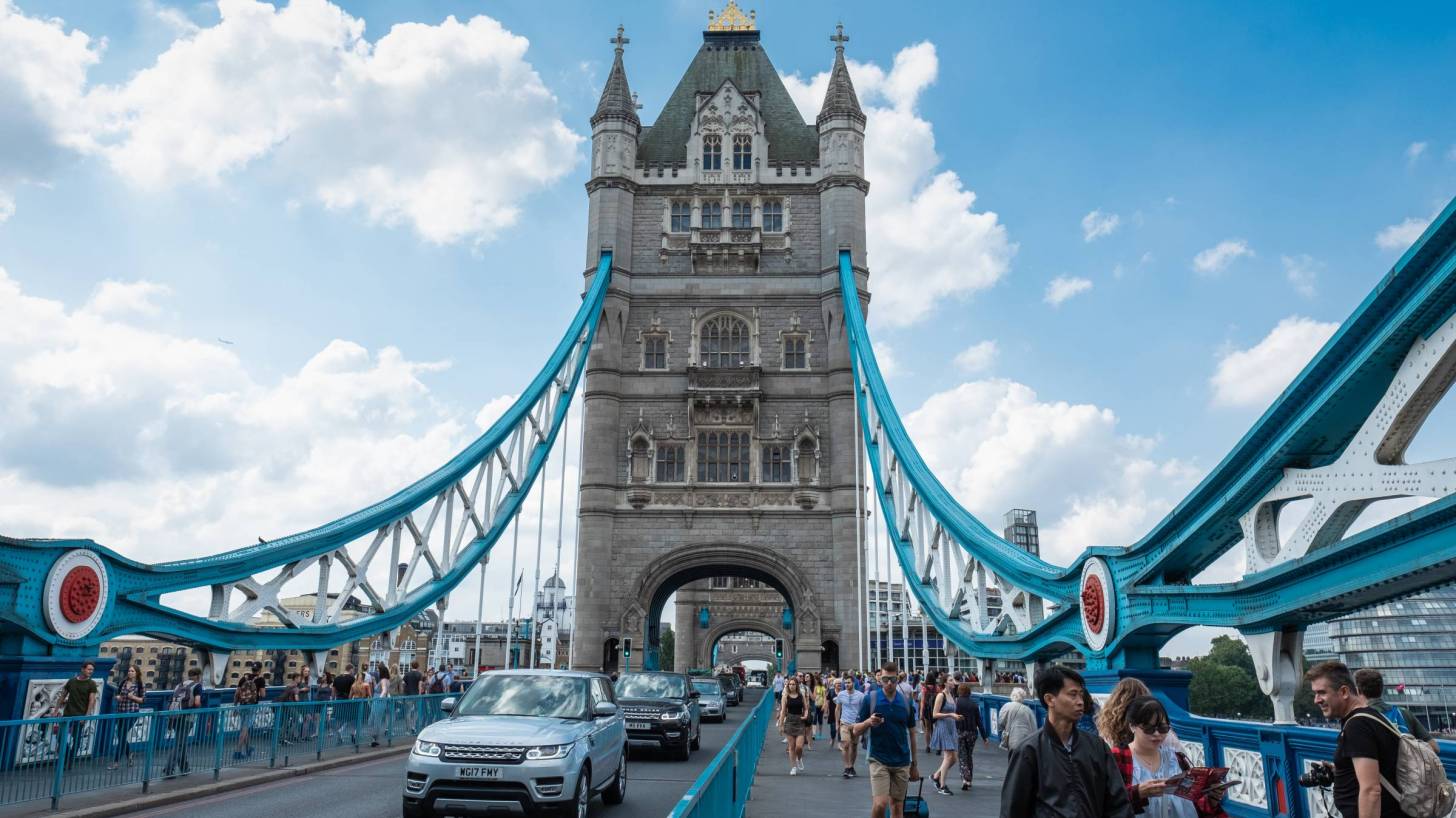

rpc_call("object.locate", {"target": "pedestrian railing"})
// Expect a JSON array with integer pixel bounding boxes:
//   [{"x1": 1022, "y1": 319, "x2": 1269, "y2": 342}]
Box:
[
  {"x1": 668, "y1": 692, "x2": 775, "y2": 818},
  {"x1": 0, "y1": 693, "x2": 452, "y2": 810}
]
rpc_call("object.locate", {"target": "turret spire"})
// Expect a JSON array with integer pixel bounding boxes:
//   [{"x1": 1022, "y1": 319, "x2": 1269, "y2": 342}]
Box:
[
  {"x1": 818, "y1": 22, "x2": 865, "y2": 127},
  {"x1": 593, "y1": 24, "x2": 639, "y2": 127}
]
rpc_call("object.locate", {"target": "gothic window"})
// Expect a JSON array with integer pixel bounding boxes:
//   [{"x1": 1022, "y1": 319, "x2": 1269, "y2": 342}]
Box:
[
  {"x1": 711, "y1": 576, "x2": 730, "y2": 589},
  {"x1": 643, "y1": 335, "x2": 667, "y2": 370},
  {"x1": 699, "y1": 313, "x2": 750, "y2": 367},
  {"x1": 670, "y1": 201, "x2": 692, "y2": 233},
  {"x1": 731, "y1": 201, "x2": 753, "y2": 229},
  {"x1": 696, "y1": 430, "x2": 750, "y2": 482},
  {"x1": 655, "y1": 444, "x2": 685, "y2": 482},
  {"x1": 762, "y1": 444, "x2": 793, "y2": 483},
  {"x1": 732, "y1": 135, "x2": 752, "y2": 170},
  {"x1": 763, "y1": 199, "x2": 784, "y2": 233},
  {"x1": 702, "y1": 202, "x2": 723, "y2": 230},
  {"x1": 703, "y1": 135, "x2": 722, "y2": 170},
  {"x1": 782, "y1": 335, "x2": 807, "y2": 370}
]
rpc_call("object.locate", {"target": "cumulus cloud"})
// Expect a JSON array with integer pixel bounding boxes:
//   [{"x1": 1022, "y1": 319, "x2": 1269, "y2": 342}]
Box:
[
  {"x1": 953, "y1": 340, "x2": 998, "y2": 373},
  {"x1": 1192, "y1": 239, "x2": 1253, "y2": 276},
  {"x1": 872, "y1": 341, "x2": 902, "y2": 377},
  {"x1": 783, "y1": 43, "x2": 1015, "y2": 327},
  {"x1": 0, "y1": 264, "x2": 582, "y2": 616},
  {"x1": 1281, "y1": 254, "x2": 1320, "y2": 298},
  {"x1": 0, "y1": 0, "x2": 579, "y2": 243},
  {"x1": 903, "y1": 379, "x2": 1200, "y2": 564},
  {"x1": 1209, "y1": 316, "x2": 1338, "y2": 409},
  {"x1": 1044, "y1": 275, "x2": 1092, "y2": 306},
  {"x1": 1376, "y1": 215, "x2": 1433, "y2": 252},
  {"x1": 1081, "y1": 209, "x2": 1120, "y2": 242}
]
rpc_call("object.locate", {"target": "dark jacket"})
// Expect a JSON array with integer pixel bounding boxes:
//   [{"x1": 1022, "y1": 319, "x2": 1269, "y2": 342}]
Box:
[{"x1": 1001, "y1": 722, "x2": 1134, "y2": 818}]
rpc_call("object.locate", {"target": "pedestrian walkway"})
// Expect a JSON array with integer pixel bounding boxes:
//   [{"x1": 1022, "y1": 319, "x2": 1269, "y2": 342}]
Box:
[{"x1": 746, "y1": 723, "x2": 1010, "y2": 817}]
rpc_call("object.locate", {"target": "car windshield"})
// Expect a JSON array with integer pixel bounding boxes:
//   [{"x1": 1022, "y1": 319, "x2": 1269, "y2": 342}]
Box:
[
  {"x1": 455, "y1": 675, "x2": 589, "y2": 719},
  {"x1": 615, "y1": 674, "x2": 687, "y2": 699},
  {"x1": 693, "y1": 680, "x2": 721, "y2": 695}
]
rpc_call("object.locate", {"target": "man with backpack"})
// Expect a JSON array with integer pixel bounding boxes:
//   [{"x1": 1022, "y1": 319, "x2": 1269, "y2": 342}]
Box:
[
  {"x1": 852, "y1": 661, "x2": 920, "y2": 818},
  {"x1": 163, "y1": 668, "x2": 205, "y2": 778},
  {"x1": 1355, "y1": 669, "x2": 1438, "y2": 753},
  {"x1": 1308, "y1": 660, "x2": 1453, "y2": 818}
]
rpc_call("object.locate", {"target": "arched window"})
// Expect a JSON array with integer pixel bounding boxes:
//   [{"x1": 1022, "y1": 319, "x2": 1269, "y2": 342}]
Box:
[
  {"x1": 702, "y1": 202, "x2": 722, "y2": 229},
  {"x1": 732, "y1": 135, "x2": 752, "y2": 170},
  {"x1": 697, "y1": 430, "x2": 750, "y2": 482},
  {"x1": 699, "y1": 314, "x2": 750, "y2": 368},
  {"x1": 703, "y1": 135, "x2": 722, "y2": 170}
]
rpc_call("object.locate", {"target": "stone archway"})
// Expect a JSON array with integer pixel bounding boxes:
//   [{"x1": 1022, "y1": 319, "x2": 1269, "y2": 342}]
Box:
[
  {"x1": 700, "y1": 618, "x2": 791, "y2": 670},
  {"x1": 621, "y1": 543, "x2": 823, "y2": 672}
]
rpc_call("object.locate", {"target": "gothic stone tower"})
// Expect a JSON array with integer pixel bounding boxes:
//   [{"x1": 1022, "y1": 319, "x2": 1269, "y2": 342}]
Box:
[{"x1": 572, "y1": 6, "x2": 869, "y2": 675}]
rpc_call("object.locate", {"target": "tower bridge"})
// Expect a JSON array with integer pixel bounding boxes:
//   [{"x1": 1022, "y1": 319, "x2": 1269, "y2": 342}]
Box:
[{"x1": 4, "y1": 5, "x2": 1456, "y2": 817}]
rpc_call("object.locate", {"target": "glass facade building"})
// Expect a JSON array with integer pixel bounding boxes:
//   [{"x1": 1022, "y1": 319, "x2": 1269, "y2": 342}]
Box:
[{"x1": 1328, "y1": 588, "x2": 1456, "y2": 732}]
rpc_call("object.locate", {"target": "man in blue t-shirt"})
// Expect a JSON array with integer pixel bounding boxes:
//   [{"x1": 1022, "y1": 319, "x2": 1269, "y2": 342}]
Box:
[{"x1": 853, "y1": 661, "x2": 919, "y2": 818}]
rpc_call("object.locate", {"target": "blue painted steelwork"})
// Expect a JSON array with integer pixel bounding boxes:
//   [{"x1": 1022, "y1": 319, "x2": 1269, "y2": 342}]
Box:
[
  {"x1": 668, "y1": 691, "x2": 774, "y2": 818},
  {"x1": 839, "y1": 195, "x2": 1456, "y2": 666},
  {"x1": 0, "y1": 254, "x2": 613, "y2": 660}
]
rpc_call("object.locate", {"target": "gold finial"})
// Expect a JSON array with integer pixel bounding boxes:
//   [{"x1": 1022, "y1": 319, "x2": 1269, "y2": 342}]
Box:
[{"x1": 707, "y1": 1, "x2": 756, "y2": 32}]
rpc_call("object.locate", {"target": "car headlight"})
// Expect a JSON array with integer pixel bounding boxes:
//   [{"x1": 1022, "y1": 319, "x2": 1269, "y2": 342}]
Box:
[
  {"x1": 525, "y1": 742, "x2": 574, "y2": 760},
  {"x1": 413, "y1": 740, "x2": 442, "y2": 758},
  {"x1": 661, "y1": 709, "x2": 685, "y2": 722}
]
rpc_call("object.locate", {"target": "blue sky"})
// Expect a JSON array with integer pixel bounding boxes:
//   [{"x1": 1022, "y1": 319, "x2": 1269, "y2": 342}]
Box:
[{"x1": 1, "y1": 0, "x2": 1453, "y2": 659}]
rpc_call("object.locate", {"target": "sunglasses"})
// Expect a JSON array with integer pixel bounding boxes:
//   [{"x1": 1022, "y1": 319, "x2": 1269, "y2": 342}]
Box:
[{"x1": 1137, "y1": 723, "x2": 1172, "y2": 735}]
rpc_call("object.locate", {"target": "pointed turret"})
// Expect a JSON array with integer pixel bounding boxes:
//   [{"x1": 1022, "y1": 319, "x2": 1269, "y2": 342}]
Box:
[
  {"x1": 592, "y1": 26, "x2": 639, "y2": 127},
  {"x1": 817, "y1": 25, "x2": 864, "y2": 127}
]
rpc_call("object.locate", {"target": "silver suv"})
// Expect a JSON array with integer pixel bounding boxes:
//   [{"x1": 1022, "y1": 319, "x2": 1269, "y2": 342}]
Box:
[{"x1": 403, "y1": 670, "x2": 627, "y2": 818}]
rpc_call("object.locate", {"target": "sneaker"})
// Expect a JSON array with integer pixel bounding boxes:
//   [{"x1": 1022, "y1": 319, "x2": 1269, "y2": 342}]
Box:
[
  {"x1": 797, "y1": 759, "x2": 805, "y2": 770},
  {"x1": 781, "y1": 737, "x2": 788, "y2": 743},
  {"x1": 848, "y1": 768, "x2": 858, "y2": 778},
  {"x1": 842, "y1": 768, "x2": 852, "y2": 779},
  {"x1": 789, "y1": 767, "x2": 798, "y2": 776},
  {"x1": 936, "y1": 785, "x2": 953, "y2": 796}
]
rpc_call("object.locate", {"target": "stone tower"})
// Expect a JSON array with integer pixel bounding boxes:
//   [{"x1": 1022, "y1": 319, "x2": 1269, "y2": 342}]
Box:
[{"x1": 571, "y1": 5, "x2": 870, "y2": 676}]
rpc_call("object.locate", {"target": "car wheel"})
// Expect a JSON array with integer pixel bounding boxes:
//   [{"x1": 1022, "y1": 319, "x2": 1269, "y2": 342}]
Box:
[
  {"x1": 690, "y1": 727, "x2": 700, "y2": 751},
  {"x1": 602, "y1": 753, "x2": 627, "y2": 805},
  {"x1": 573, "y1": 767, "x2": 591, "y2": 818},
  {"x1": 676, "y1": 738, "x2": 692, "y2": 761}
]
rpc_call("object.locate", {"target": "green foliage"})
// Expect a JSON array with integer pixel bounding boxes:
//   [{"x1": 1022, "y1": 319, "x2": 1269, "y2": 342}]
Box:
[
  {"x1": 1185, "y1": 635, "x2": 1321, "y2": 720},
  {"x1": 660, "y1": 625, "x2": 675, "y2": 669}
]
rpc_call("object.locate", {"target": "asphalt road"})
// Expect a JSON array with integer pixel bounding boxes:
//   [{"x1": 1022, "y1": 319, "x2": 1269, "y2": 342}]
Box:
[{"x1": 122, "y1": 689, "x2": 768, "y2": 818}]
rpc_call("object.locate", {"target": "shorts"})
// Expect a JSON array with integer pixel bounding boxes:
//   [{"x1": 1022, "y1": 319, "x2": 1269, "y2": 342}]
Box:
[
  {"x1": 869, "y1": 759, "x2": 910, "y2": 801},
  {"x1": 783, "y1": 714, "x2": 806, "y2": 737},
  {"x1": 839, "y1": 724, "x2": 857, "y2": 744}
]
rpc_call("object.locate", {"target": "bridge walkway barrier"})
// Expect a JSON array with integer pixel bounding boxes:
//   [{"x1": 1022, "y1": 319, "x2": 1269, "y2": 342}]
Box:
[{"x1": 0, "y1": 692, "x2": 451, "y2": 811}]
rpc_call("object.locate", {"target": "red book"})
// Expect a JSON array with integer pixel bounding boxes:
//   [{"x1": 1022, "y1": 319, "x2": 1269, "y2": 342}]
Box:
[{"x1": 1172, "y1": 766, "x2": 1238, "y2": 801}]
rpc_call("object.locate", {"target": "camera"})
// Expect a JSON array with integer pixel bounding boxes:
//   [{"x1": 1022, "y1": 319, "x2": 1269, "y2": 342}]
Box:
[{"x1": 1299, "y1": 763, "x2": 1334, "y2": 788}]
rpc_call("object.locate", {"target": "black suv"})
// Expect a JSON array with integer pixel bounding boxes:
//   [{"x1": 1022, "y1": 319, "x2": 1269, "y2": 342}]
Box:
[
  {"x1": 614, "y1": 671, "x2": 701, "y2": 761},
  {"x1": 715, "y1": 673, "x2": 743, "y2": 705}
]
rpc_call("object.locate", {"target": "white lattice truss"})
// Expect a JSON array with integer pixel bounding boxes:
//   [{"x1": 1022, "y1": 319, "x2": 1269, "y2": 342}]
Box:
[
  {"x1": 185, "y1": 326, "x2": 591, "y2": 680},
  {"x1": 856, "y1": 367, "x2": 1049, "y2": 640},
  {"x1": 1241, "y1": 312, "x2": 1456, "y2": 571}
]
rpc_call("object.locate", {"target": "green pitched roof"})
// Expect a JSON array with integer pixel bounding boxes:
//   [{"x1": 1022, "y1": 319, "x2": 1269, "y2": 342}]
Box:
[{"x1": 638, "y1": 31, "x2": 819, "y2": 165}]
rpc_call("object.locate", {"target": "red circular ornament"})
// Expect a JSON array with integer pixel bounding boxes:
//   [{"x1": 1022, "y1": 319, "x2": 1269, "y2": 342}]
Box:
[
  {"x1": 58, "y1": 566, "x2": 101, "y2": 623},
  {"x1": 1081, "y1": 574, "x2": 1105, "y2": 635}
]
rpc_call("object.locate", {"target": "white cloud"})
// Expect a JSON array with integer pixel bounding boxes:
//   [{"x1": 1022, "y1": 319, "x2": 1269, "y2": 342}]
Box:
[
  {"x1": 872, "y1": 341, "x2": 902, "y2": 377},
  {"x1": 1192, "y1": 239, "x2": 1253, "y2": 276},
  {"x1": 1406, "y1": 141, "x2": 1428, "y2": 162},
  {"x1": 903, "y1": 379, "x2": 1200, "y2": 564},
  {"x1": 84, "y1": 280, "x2": 172, "y2": 318},
  {"x1": 1081, "y1": 209, "x2": 1120, "y2": 242},
  {"x1": 783, "y1": 43, "x2": 1015, "y2": 327},
  {"x1": 1376, "y1": 215, "x2": 1433, "y2": 252},
  {"x1": 1281, "y1": 254, "x2": 1320, "y2": 298},
  {"x1": 474, "y1": 393, "x2": 518, "y2": 430},
  {"x1": 0, "y1": 189, "x2": 13, "y2": 223},
  {"x1": 1044, "y1": 275, "x2": 1092, "y2": 306},
  {"x1": 0, "y1": 0, "x2": 579, "y2": 245},
  {"x1": 953, "y1": 340, "x2": 998, "y2": 373},
  {"x1": 1209, "y1": 316, "x2": 1338, "y2": 409}
]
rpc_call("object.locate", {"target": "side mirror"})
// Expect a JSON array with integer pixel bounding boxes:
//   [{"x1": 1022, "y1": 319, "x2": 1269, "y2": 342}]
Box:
[
  {"x1": 440, "y1": 697, "x2": 457, "y2": 714},
  {"x1": 593, "y1": 701, "x2": 619, "y2": 718}
]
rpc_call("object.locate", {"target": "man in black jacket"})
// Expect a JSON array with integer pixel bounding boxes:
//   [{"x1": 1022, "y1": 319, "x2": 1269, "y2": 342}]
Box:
[{"x1": 1000, "y1": 666, "x2": 1132, "y2": 818}]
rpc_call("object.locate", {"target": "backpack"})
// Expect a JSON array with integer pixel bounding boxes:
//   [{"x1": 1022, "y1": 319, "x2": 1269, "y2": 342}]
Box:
[
  {"x1": 428, "y1": 673, "x2": 445, "y2": 694},
  {"x1": 1386, "y1": 705, "x2": 1412, "y2": 734},
  {"x1": 1345, "y1": 711, "x2": 1455, "y2": 818}
]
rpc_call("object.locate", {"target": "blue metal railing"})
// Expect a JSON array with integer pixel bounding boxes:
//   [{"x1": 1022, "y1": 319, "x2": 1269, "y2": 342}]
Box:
[
  {"x1": 972, "y1": 691, "x2": 1456, "y2": 818},
  {"x1": 0, "y1": 692, "x2": 451, "y2": 810},
  {"x1": 668, "y1": 692, "x2": 774, "y2": 818}
]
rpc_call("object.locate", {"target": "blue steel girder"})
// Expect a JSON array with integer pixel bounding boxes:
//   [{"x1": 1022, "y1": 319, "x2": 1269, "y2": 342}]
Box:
[
  {"x1": 839, "y1": 194, "x2": 1456, "y2": 667},
  {"x1": 0, "y1": 253, "x2": 614, "y2": 657}
]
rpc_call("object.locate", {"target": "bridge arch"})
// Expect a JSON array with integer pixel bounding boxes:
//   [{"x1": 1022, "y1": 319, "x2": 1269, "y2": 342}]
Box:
[
  {"x1": 700, "y1": 619, "x2": 790, "y2": 670},
  {"x1": 619, "y1": 543, "x2": 821, "y2": 672}
]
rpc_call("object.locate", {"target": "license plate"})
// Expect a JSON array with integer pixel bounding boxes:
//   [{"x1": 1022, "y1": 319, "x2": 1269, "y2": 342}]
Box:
[
  {"x1": 458, "y1": 766, "x2": 503, "y2": 780},
  {"x1": 626, "y1": 721, "x2": 651, "y2": 731}
]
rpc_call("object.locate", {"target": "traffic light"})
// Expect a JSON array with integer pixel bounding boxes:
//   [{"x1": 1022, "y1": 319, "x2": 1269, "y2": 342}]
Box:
[
  {"x1": 623, "y1": 638, "x2": 632, "y2": 658},
  {"x1": 774, "y1": 639, "x2": 783, "y2": 658}
]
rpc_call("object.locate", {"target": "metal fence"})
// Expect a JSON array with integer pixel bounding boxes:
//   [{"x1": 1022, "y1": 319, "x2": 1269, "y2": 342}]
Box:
[
  {"x1": 0, "y1": 693, "x2": 452, "y2": 810},
  {"x1": 668, "y1": 692, "x2": 775, "y2": 818}
]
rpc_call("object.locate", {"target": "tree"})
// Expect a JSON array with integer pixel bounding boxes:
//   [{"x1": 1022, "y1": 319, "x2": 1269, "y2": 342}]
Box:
[
  {"x1": 1187, "y1": 636, "x2": 1270, "y2": 719},
  {"x1": 660, "y1": 624, "x2": 675, "y2": 669}
]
